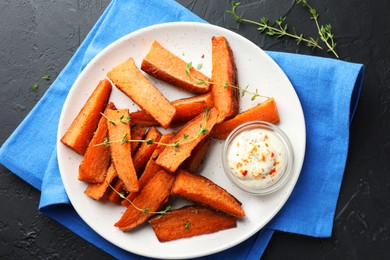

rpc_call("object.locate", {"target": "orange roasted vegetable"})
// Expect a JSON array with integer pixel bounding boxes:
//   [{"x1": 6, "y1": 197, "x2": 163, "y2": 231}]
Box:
[
  {"x1": 84, "y1": 163, "x2": 117, "y2": 200},
  {"x1": 141, "y1": 40, "x2": 210, "y2": 94},
  {"x1": 132, "y1": 126, "x2": 162, "y2": 174},
  {"x1": 130, "y1": 93, "x2": 213, "y2": 126},
  {"x1": 61, "y1": 79, "x2": 112, "y2": 155},
  {"x1": 211, "y1": 97, "x2": 280, "y2": 139},
  {"x1": 181, "y1": 136, "x2": 211, "y2": 173},
  {"x1": 122, "y1": 133, "x2": 175, "y2": 206},
  {"x1": 171, "y1": 169, "x2": 245, "y2": 218},
  {"x1": 115, "y1": 170, "x2": 175, "y2": 231},
  {"x1": 106, "y1": 177, "x2": 126, "y2": 205},
  {"x1": 210, "y1": 36, "x2": 239, "y2": 122},
  {"x1": 130, "y1": 125, "x2": 147, "y2": 155},
  {"x1": 78, "y1": 102, "x2": 116, "y2": 183},
  {"x1": 149, "y1": 205, "x2": 237, "y2": 242},
  {"x1": 106, "y1": 108, "x2": 139, "y2": 192},
  {"x1": 155, "y1": 108, "x2": 220, "y2": 173},
  {"x1": 107, "y1": 57, "x2": 176, "y2": 129}
]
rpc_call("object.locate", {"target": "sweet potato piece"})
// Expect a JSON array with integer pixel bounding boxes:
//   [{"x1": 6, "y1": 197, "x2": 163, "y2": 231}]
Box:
[
  {"x1": 211, "y1": 36, "x2": 239, "y2": 122},
  {"x1": 132, "y1": 127, "x2": 162, "y2": 174},
  {"x1": 211, "y1": 97, "x2": 280, "y2": 139},
  {"x1": 130, "y1": 125, "x2": 147, "y2": 155},
  {"x1": 155, "y1": 108, "x2": 220, "y2": 173},
  {"x1": 61, "y1": 79, "x2": 112, "y2": 155},
  {"x1": 106, "y1": 109, "x2": 139, "y2": 192},
  {"x1": 150, "y1": 132, "x2": 176, "y2": 159},
  {"x1": 122, "y1": 160, "x2": 162, "y2": 206},
  {"x1": 106, "y1": 177, "x2": 126, "y2": 205},
  {"x1": 171, "y1": 169, "x2": 245, "y2": 218},
  {"x1": 172, "y1": 93, "x2": 213, "y2": 124},
  {"x1": 107, "y1": 57, "x2": 176, "y2": 129},
  {"x1": 115, "y1": 170, "x2": 175, "y2": 231},
  {"x1": 130, "y1": 93, "x2": 213, "y2": 126},
  {"x1": 84, "y1": 164, "x2": 117, "y2": 200},
  {"x1": 181, "y1": 136, "x2": 211, "y2": 173},
  {"x1": 122, "y1": 133, "x2": 175, "y2": 206},
  {"x1": 78, "y1": 102, "x2": 116, "y2": 183},
  {"x1": 149, "y1": 205, "x2": 237, "y2": 242},
  {"x1": 141, "y1": 40, "x2": 210, "y2": 94}
]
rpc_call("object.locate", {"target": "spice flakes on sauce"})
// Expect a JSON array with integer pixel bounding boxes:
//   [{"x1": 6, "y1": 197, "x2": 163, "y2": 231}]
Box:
[{"x1": 227, "y1": 128, "x2": 287, "y2": 189}]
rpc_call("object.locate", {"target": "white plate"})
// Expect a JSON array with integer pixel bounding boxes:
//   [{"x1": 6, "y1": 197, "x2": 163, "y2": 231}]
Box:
[{"x1": 57, "y1": 22, "x2": 306, "y2": 259}]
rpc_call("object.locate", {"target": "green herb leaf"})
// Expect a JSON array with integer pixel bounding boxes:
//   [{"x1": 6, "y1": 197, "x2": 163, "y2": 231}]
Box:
[
  {"x1": 121, "y1": 133, "x2": 128, "y2": 144},
  {"x1": 103, "y1": 137, "x2": 110, "y2": 147},
  {"x1": 172, "y1": 140, "x2": 180, "y2": 151},
  {"x1": 42, "y1": 74, "x2": 50, "y2": 80},
  {"x1": 32, "y1": 82, "x2": 38, "y2": 91},
  {"x1": 146, "y1": 138, "x2": 154, "y2": 145},
  {"x1": 185, "y1": 62, "x2": 193, "y2": 76},
  {"x1": 184, "y1": 221, "x2": 190, "y2": 230},
  {"x1": 197, "y1": 78, "x2": 206, "y2": 85},
  {"x1": 199, "y1": 125, "x2": 208, "y2": 135}
]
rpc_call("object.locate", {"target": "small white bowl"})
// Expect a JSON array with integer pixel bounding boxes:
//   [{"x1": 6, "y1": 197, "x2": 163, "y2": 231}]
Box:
[{"x1": 222, "y1": 121, "x2": 294, "y2": 195}]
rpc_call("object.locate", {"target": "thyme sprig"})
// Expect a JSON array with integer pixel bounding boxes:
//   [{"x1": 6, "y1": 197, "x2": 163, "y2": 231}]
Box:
[
  {"x1": 108, "y1": 183, "x2": 171, "y2": 215},
  {"x1": 185, "y1": 62, "x2": 265, "y2": 101},
  {"x1": 227, "y1": 1, "x2": 339, "y2": 58},
  {"x1": 100, "y1": 112, "x2": 131, "y2": 126},
  {"x1": 95, "y1": 108, "x2": 211, "y2": 151},
  {"x1": 227, "y1": 2, "x2": 322, "y2": 51},
  {"x1": 296, "y1": 0, "x2": 338, "y2": 58}
]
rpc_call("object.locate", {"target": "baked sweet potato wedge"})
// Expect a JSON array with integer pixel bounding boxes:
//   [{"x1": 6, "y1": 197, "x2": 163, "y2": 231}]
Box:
[
  {"x1": 141, "y1": 40, "x2": 210, "y2": 94},
  {"x1": 211, "y1": 97, "x2": 280, "y2": 139},
  {"x1": 171, "y1": 169, "x2": 245, "y2": 218},
  {"x1": 122, "y1": 159, "x2": 162, "y2": 206},
  {"x1": 84, "y1": 163, "x2": 117, "y2": 200},
  {"x1": 107, "y1": 57, "x2": 176, "y2": 129},
  {"x1": 211, "y1": 36, "x2": 239, "y2": 122},
  {"x1": 130, "y1": 93, "x2": 213, "y2": 126},
  {"x1": 106, "y1": 177, "x2": 126, "y2": 205},
  {"x1": 181, "y1": 136, "x2": 211, "y2": 173},
  {"x1": 122, "y1": 133, "x2": 175, "y2": 206},
  {"x1": 130, "y1": 125, "x2": 147, "y2": 155},
  {"x1": 78, "y1": 102, "x2": 116, "y2": 183},
  {"x1": 155, "y1": 107, "x2": 220, "y2": 173},
  {"x1": 132, "y1": 126, "x2": 162, "y2": 174},
  {"x1": 115, "y1": 170, "x2": 175, "y2": 231},
  {"x1": 149, "y1": 205, "x2": 237, "y2": 242},
  {"x1": 106, "y1": 108, "x2": 139, "y2": 192},
  {"x1": 61, "y1": 79, "x2": 112, "y2": 155},
  {"x1": 150, "y1": 132, "x2": 176, "y2": 159}
]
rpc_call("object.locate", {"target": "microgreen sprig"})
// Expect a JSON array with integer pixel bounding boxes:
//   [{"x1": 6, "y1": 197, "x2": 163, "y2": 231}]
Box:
[
  {"x1": 108, "y1": 183, "x2": 171, "y2": 215},
  {"x1": 186, "y1": 62, "x2": 265, "y2": 101}
]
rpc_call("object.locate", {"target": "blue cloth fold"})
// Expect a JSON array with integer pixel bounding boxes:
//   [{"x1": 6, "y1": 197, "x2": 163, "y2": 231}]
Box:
[{"x1": 0, "y1": 0, "x2": 363, "y2": 259}]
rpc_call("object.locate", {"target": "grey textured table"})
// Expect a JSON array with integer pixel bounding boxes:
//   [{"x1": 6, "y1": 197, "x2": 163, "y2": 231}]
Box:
[{"x1": 1, "y1": 0, "x2": 389, "y2": 259}]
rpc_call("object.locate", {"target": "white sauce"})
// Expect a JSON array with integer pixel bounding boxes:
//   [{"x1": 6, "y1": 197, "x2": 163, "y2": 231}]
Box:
[{"x1": 227, "y1": 128, "x2": 287, "y2": 189}]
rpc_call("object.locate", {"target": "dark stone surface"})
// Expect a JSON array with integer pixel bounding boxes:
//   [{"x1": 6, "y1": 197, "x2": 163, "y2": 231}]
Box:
[{"x1": 0, "y1": 0, "x2": 389, "y2": 259}]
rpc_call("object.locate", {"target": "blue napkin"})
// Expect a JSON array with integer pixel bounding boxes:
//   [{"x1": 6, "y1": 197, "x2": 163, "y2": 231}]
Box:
[{"x1": 0, "y1": 0, "x2": 363, "y2": 259}]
